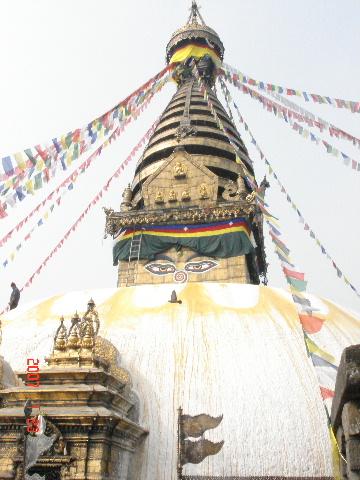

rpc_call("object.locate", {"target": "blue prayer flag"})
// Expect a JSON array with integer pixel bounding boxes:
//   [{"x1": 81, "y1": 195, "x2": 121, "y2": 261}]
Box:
[
  {"x1": 2, "y1": 156, "x2": 14, "y2": 175},
  {"x1": 52, "y1": 138, "x2": 61, "y2": 153},
  {"x1": 15, "y1": 187, "x2": 25, "y2": 201}
]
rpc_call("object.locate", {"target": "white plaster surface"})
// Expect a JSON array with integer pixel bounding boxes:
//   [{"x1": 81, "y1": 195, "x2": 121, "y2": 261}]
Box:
[{"x1": 2, "y1": 283, "x2": 360, "y2": 478}]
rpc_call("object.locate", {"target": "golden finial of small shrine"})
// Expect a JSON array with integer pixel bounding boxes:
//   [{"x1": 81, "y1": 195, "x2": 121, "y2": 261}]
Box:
[
  {"x1": 67, "y1": 312, "x2": 81, "y2": 349},
  {"x1": 54, "y1": 316, "x2": 67, "y2": 351},
  {"x1": 81, "y1": 321, "x2": 95, "y2": 350}
]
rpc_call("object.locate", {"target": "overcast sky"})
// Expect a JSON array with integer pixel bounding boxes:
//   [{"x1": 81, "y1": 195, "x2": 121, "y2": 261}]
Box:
[{"x1": 0, "y1": 0, "x2": 359, "y2": 314}]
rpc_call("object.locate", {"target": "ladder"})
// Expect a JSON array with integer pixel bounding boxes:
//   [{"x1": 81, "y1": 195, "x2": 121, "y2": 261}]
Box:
[{"x1": 122, "y1": 231, "x2": 143, "y2": 287}]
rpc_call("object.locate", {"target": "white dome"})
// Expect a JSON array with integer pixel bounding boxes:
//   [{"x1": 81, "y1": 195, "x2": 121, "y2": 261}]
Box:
[{"x1": 2, "y1": 283, "x2": 360, "y2": 479}]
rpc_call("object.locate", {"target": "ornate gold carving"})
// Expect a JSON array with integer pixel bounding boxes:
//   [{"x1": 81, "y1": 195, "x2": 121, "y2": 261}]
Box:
[
  {"x1": 120, "y1": 184, "x2": 133, "y2": 212},
  {"x1": 54, "y1": 317, "x2": 67, "y2": 351},
  {"x1": 173, "y1": 162, "x2": 187, "y2": 178},
  {"x1": 236, "y1": 174, "x2": 247, "y2": 195},
  {"x1": 81, "y1": 298, "x2": 100, "y2": 337},
  {"x1": 246, "y1": 191, "x2": 256, "y2": 203},
  {"x1": 181, "y1": 189, "x2": 190, "y2": 201},
  {"x1": 94, "y1": 337, "x2": 131, "y2": 385},
  {"x1": 104, "y1": 201, "x2": 257, "y2": 236},
  {"x1": 155, "y1": 191, "x2": 164, "y2": 204},
  {"x1": 168, "y1": 189, "x2": 177, "y2": 202},
  {"x1": 175, "y1": 124, "x2": 197, "y2": 141},
  {"x1": 44, "y1": 418, "x2": 66, "y2": 455},
  {"x1": 199, "y1": 184, "x2": 209, "y2": 199},
  {"x1": 67, "y1": 313, "x2": 80, "y2": 349},
  {"x1": 81, "y1": 322, "x2": 95, "y2": 349},
  {"x1": 222, "y1": 180, "x2": 240, "y2": 201}
]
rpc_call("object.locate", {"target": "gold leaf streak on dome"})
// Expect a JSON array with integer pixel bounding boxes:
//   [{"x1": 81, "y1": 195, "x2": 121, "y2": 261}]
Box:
[{"x1": 95, "y1": 285, "x2": 303, "y2": 331}]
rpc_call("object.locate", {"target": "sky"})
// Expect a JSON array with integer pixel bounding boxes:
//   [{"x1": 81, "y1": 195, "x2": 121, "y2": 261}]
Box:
[{"x1": 0, "y1": 0, "x2": 359, "y2": 314}]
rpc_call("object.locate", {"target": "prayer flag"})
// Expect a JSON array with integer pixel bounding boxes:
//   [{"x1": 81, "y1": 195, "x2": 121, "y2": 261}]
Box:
[
  {"x1": 24, "y1": 149, "x2": 38, "y2": 166},
  {"x1": 292, "y1": 294, "x2": 311, "y2": 307},
  {"x1": 14, "y1": 152, "x2": 27, "y2": 170},
  {"x1": 287, "y1": 277, "x2": 307, "y2": 292},
  {"x1": 320, "y1": 387, "x2": 334, "y2": 400},
  {"x1": 34, "y1": 173, "x2": 43, "y2": 190},
  {"x1": 299, "y1": 314, "x2": 324, "y2": 334},
  {"x1": 305, "y1": 336, "x2": 336, "y2": 364},
  {"x1": 282, "y1": 267, "x2": 304, "y2": 281},
  {"x1": 2, "y1": 156, "x2": 14, "y2": 175}
]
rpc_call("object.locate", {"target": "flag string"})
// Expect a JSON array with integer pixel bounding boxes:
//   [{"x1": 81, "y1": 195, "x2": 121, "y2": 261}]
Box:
[
  {"x1": 193, "y1": 65, "x2": 342, "y2": 474},
  {"x1": 219, "y1": 76, "x2": 360, "y2": 301},
  {"x1": 0, "y1": 116, "x2": 160, "y2": 271},
  {"x1": 0, "y1": 124, "x2": 127, "y2": 248},
  {"x1": 266, "y1": 89, "x2": 360, "y2": 149},
  {"x1": 222, "y1": 75, "x2": 360, "y2": 174},
  {"x1": 0, "y1": 66, "x2": 174, "y2": 207},
  {"x1": 0, "y1": 118, "x2": 160, "y2": 316},
  {"x1": 222, "y1": 63, "x2": 360, "y2": 114},
  {"x1": 0, "y1": 75, "x2": 170, "y2": 247},
  {"x1": 218, "y1": 74, "x2": 346, "y2": 470}
]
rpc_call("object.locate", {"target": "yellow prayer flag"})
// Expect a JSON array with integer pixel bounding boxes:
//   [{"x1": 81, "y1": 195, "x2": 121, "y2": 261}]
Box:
[
  {"x1": 25, "y1": 180, "x2": 34, "y2": 194},
  {"x1": 66, "y1": 151, "x2": 73, "y2": 166},
  {"x1": 61, "y1": 136, "x2": 68, "y2": 149},
  {"x1": 306, "y1": 336, "x2": 336, "y2": 364},
  {"x1": 36, "y1": 158, "x2": 45, "y2": 172},
  {"x1": 14, "y1": 152, "x2": 27, "y2": 170}
]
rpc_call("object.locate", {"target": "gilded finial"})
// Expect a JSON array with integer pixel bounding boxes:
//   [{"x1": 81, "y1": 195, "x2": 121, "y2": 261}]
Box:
[
  {"x1": 120, "y1": 184, "x2": 133, "y2": 211},
  {"x1": 188, "y1": 0, "x2": 204, "y2": 25},
  {"x1": 81, "y1": 321, "x2": 95, "y2": 350},
  {"x1": 87, "y1": 298, "x2": 95, "y2": 309},
  {"x1": 67, "y1": 313, "x2": 81, "y2": 349},
  {"x1": 54, "y1": 316, "x2": 67, "y2": 351},
  {"x1": 260, "y1": 176, "x2": 270, "y2": 191}
]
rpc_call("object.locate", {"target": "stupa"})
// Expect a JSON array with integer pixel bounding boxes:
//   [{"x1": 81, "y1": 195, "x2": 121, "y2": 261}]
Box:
[{"x1": 0, "y1": 2, "x2": 359, "y2": 479}]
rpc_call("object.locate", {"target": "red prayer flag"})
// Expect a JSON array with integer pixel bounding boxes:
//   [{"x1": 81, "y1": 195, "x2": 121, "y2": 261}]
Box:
[
  {"x1": 299, "y1": 314, "x2": 324, "y2": 334},
  {"x1": 0, "y1": 203, "x2": 7, "y2": 218},
  {"x1": 320, "y1": 386, "x2": 335, "y2": 400},
  {"x1": 35, "y1": 145, "x2": 48, "y2": 161},
  {"x1": 282, "y1": 267, "x2": 305, "y2": 281}
]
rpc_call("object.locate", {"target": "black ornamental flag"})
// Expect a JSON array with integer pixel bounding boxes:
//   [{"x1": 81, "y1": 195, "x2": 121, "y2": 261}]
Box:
[
  {"x1": 177, "y1": 408, "x2": 224, "y2": 473},
  {"x1": 182, "y1": 438, "x2": 224, "y2": 465},
  {"x1": 181, "y1": 413, "x2": 223, "y2": 438}
]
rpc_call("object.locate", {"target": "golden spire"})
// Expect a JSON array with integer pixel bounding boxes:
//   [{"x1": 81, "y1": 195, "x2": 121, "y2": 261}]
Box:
[{"x1": 187, "y1": 1, "x2": 205, "y2": 25}]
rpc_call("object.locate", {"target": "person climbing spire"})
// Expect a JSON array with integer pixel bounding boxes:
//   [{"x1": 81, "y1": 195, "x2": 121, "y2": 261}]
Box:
[{"x1": 9, "y1": 282, "x2": 20, "y2": 310}]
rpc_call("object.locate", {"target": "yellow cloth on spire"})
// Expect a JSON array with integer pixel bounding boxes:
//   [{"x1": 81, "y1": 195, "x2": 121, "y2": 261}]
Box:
[{"x1": 170, "y1": 44, "x2": 221, "y2": 66}]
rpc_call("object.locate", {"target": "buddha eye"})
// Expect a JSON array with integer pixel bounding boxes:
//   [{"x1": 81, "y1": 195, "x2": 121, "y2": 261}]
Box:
[
  {"x1": 144, "y1": 263, "x2": 176, "y2": 275},
  {"x1": 185, "y1": 260, "x2": 218, "y2": 273}
]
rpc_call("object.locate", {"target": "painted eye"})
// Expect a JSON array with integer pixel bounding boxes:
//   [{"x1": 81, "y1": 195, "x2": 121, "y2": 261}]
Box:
[
  {"x1": 144, "y1": 263, "x2": 176, "y2": 275},
  {"x1": 185, "y1": 260, "x2": 218, "y2": 273}
]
